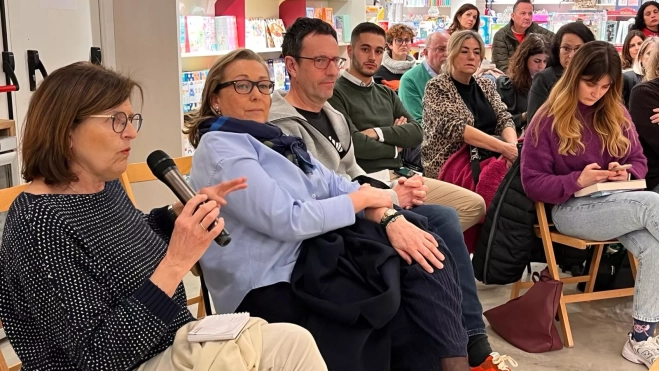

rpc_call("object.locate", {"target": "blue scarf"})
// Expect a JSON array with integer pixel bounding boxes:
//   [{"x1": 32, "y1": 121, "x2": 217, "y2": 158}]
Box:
[{"x1": 198, "y1": 116, "x2": 315, "y2": 174}]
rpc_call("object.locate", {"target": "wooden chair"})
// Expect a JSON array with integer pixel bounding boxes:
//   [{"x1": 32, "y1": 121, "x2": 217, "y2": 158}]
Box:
[
  {"x1": 0, "y1": 184, "x2": 30, "y2": 371},
  {"x1": 510, "y1": 201, "x2": 638, "y2": 348},
  {"x1": 119, "y1": 156, "x2": 212, "y2": 318}
]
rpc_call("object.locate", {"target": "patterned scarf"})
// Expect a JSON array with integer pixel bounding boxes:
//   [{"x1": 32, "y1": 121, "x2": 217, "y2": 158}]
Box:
[{"x1": 198, "y1": 116, "x2": 315, "y2": 174}]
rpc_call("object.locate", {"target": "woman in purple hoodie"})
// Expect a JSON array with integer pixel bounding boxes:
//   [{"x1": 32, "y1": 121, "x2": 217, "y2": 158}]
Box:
[{"x1": 521, "y1": 41, "x2": 659, "y2": 369}]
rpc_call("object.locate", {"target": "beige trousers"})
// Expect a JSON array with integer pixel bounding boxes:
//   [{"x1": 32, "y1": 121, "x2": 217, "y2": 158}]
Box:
[
  {"x1": 138, "y1": 319, "x2": 327, "y2": 371},
  {"x1": 390, "y1": 172, "x2": 486, "y2": 231}
]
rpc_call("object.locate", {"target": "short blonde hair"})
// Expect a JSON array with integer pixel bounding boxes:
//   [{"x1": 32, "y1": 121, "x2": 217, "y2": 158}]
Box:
[
  {"x1": 443, "y1": 30, "x2": 485, "y2": 74},
  {"x1": 644, "y1": 40, "x2": 659, "y2": 80},
  {"x1": 183, "y1": 49, "x2": 268, "y2": 148}
]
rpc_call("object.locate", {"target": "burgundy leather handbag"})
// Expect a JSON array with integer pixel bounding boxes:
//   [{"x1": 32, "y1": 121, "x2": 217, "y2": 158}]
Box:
[{"x1": 484, "y1": 268, "x2": 564, "y2": 353}]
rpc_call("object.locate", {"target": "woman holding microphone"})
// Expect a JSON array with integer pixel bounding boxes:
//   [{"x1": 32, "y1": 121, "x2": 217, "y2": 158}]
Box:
[{"x1": 0, "y1": 62, "x2": 326, "y2": 371}]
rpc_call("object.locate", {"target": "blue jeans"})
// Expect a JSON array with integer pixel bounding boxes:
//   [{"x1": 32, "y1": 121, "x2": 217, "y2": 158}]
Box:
[
  {"x1": 552, "y1": 191, "x2": 659, "y2": 322},
  {"x1": 412, "y1": 204, "x2": 487, "y2": 336}
]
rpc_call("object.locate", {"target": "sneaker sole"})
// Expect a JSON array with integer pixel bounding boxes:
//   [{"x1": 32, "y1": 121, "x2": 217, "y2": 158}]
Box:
[{"x1": 622, "y1": 344, "x2": 652, "y2": 369}]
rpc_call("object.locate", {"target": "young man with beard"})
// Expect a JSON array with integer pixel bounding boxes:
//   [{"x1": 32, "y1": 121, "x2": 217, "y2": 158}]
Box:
[
  {"x1": 269, "y1": 18, "x2": 518, "y2": 371},
  {"x1": 327, "y1": 22, "x2": 486, "y2": 232}
]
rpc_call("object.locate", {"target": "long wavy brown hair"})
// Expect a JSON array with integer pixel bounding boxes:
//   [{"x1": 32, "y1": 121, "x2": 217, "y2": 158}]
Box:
[
  {"x1": 534, "y1": 41, "x2": 631, "y2": 157},
  {"x1": 183, "y1": 49, "x2": 267, "y2": 148},
  {"x1": 507, "y1": 34, "x2": 551, "y2": 95}
]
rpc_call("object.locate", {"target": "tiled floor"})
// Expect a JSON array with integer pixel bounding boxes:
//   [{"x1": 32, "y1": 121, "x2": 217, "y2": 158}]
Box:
[{"x1": 0, "y1": 270, "x2": 645, "y2": 370}]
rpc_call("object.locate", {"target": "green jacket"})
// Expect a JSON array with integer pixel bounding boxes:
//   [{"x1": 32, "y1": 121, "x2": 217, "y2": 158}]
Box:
[
  {"x1": 398, "y1": 63, "x2": 433, "y2": 126},
  {"x1": 491, "y1": 22, "x2": 554, "y2": 73}
]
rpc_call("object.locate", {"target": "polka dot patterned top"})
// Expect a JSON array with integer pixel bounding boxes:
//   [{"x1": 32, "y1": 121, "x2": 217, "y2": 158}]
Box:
[{"x1": 0, "y1": 180, "x2": 195, "y2": 370}]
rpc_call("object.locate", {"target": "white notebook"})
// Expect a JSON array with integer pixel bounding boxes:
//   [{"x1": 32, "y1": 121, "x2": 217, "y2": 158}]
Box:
[
  {"x1": 574, "y1": 179, "x2": 646, "y2": 198},
  {"x1": 187, "y1": 312, "x2": 250, "y2": 342}
]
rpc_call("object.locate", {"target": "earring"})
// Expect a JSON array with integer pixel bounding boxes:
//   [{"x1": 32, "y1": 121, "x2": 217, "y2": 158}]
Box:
[{"x1": 213, "y1": 106, "x2": 221, "y2": 116}]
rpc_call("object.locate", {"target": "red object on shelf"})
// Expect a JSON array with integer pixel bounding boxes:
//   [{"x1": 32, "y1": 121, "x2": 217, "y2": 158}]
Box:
[
  {"x1": 279, "y1": 0, "x2": 306, "y2": 28},
  {"x1": 0, "y1": 85, "x2": 16, "y2": 93},
  {"x1": 216, "y1": 0, "x2": 246, "y2": 47}
]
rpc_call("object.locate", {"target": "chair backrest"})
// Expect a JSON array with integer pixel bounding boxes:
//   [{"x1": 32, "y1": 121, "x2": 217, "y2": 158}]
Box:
[
  {"x1": 0, "y1": 185, "x2": 29, "y2": 213},
  {"x1": 119, "y1": 156, "x2": 192, "y2": 204},
  {"x1": 0, "y1": 184, "x2": 28, "y2": 371}
]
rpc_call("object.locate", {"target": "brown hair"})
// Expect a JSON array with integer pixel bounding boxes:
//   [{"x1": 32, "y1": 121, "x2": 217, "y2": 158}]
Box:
[
  {"x1": 507, "y1": 33, "x2": 551, "y2": 94},
  {"x1": 448, "y1": 4, "x2": 480, "y2": 34},
  {"x1": 385, "y1": 24, "x2": 416, "y2": 47},
  {"x1": 21, "y1": 62, "x2": 142, "y2": 185},
  {"x1": 533, "y1": 41, "x2": 630, "y2": 157},
  {"x1": 183, "y1": 49, "x2": 268, "y2": 148},
  {"x1": 621, "y1": 30, "x2": 646, "y2": 70}
]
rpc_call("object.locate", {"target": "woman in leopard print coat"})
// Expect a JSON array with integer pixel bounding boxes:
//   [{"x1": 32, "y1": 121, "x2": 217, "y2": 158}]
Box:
[{"x1": 422, "y1": 30, "x2": 518, "y2": 179}]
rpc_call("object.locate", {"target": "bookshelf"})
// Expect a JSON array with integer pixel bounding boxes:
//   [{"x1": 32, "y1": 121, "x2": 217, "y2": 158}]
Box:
[{"x1": 106, "y1": 0, "x2": 367, "y2": 209}]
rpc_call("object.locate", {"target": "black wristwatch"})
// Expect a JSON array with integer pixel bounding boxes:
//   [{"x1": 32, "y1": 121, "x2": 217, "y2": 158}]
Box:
[{"x1": 380, "y1": 208, "x2": 402, "y2": 229}]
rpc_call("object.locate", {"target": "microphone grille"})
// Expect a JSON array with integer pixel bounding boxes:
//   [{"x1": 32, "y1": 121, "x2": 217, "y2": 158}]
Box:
[{"x1": 146, "y1": 150, "x2": 177, "y2": 181}]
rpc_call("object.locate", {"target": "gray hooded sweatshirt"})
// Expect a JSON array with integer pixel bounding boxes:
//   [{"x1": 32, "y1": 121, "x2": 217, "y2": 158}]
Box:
[{"x1": 269, "y1": 90, "x2": 399, "y2": 204}]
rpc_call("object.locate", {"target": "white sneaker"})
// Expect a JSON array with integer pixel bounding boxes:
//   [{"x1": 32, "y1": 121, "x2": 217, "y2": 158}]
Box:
[{"x1": 622, "y1": 333, "x2": 659, "y2": 368}]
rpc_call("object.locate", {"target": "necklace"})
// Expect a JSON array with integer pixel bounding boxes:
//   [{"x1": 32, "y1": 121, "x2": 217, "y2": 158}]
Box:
[{"x1": 67, "y1": 183, "x2": 79, "y2": 194}]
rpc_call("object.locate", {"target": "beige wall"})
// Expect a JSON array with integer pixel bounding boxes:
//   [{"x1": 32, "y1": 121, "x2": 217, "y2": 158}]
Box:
[{"x1": 112, "y1": 0, "x2": 183, "y2": 211}]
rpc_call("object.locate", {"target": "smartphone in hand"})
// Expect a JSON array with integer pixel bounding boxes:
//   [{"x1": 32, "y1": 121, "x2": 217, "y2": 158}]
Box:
[{"x1": 610, "y1": 164, "x2": 632, "y2": 171}]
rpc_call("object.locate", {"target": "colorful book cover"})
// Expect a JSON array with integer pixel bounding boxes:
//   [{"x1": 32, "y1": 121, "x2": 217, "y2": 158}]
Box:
[
  {"x1": 180, "y1": 16, "x2": 188, "y2": 53},
  {"x1": 306, "y1": 7, "x2": 315, "y2": 18},
  {"x1": 314, "y1": 8, "x2": 323, "y2": 20},
  {"x1": 266, "y1": 19, "x2": 285, "y2": 48},
  {"x1": 202, "y1": 17, "x2": 217, "y2": 51},
  {"x1": 245, "y1": 18, "x2": 267, "y2": 49},
  {"x1": 186, "y1": 16, "x2": 205, "y2": 53},
  {"x1": 215, "y1": 16, "x2": 238, "y2": 51},
  {"x1": 323, "y1": 8, "x2": 334, "y2": 24},
  {"x1": 334, "y1": 15, "x2": 351, "y2": 42}
]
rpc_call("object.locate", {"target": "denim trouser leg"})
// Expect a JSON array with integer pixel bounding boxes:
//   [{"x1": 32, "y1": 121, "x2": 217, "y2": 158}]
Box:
[
  {"x1": 552, "y1": 191, "x2": 659, "y2": 322},
  {"x1": 412, "y1": 204, "x2": 487, "y2": 336}
]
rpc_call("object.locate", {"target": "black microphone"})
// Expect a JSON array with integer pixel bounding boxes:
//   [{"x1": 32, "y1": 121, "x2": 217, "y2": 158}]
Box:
[{"x1": 147, "y1": 150, "x2": 231, "y2": 247}]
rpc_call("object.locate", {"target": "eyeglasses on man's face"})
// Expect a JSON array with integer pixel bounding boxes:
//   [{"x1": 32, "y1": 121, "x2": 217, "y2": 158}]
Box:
[
  {"x1": 89, "y1": 112, "x2": 143, "y2": 133},
  {"x1": 215, "y1": 80, "x2": 275, "y2": 95},
  {"x1": 297, "y1": 56, "x2": 347, "y2": 69}
]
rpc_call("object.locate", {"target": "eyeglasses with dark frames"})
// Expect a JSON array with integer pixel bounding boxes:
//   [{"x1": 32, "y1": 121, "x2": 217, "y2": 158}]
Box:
[
  {"x1": 297, "y1": 56, "x2": 347, "y2": 69},
  {"x1": 214, "y1": 80, "x2": 275, "y2": 95},
  {"x1": 394, "y1": 38, "x2": 414, "y2": 45},
  {"x1": 89, "y1": 112, "x2": 143, "y2": 133}
]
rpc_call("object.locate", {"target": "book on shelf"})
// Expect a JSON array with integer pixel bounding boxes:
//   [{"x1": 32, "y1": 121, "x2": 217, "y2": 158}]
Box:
[
  {"x1": 187, "y1": 312, "x2": 250, "y2": 342},
  {"x1": 574, "y1": 179, "x2": 646, "y2": 198},
  {"x1": 215, "y1": 16, "x2": 238, "y2": 51},
  {"x1": 265, "y1": 19, "x2": 285, "y2": 48},
  {"x1": 181, "y1": 69, "x2": 209, "y2": 113},
  {"x1": 180, "y1": 15, "x2": 238, "y2": 53},
  {"x1": 245, "y1": 18, "x2": 268, "y2": 49}
]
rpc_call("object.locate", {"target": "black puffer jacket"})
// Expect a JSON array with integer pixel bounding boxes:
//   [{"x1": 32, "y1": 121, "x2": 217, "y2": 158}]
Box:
[{"x1": 472, "y1": 151, "x2": 588, "y2": 284}]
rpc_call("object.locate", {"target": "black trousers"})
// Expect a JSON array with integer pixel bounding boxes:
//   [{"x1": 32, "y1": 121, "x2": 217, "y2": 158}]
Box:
[{"x1": 236, "y1": 257, "x2": 467, "y2": 371}]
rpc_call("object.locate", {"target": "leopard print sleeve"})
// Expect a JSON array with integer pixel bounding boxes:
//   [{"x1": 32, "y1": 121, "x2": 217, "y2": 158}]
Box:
[
  {"x1": 422, "y1": 74, "x2": 471, "y2": 179},
  {"x1": 478, "y1": 77, "x2": 515, "y2": 136}
]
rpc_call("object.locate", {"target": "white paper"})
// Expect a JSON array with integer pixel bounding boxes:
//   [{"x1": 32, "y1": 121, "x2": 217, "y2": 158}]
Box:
[{"x1": 39, "y1": 0, "x2": 78, "y2": 10}]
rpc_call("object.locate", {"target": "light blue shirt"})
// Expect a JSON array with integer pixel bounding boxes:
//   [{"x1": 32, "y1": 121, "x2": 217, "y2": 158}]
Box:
[
  {"x1": 189, "y1": 131, "x2": 360, "y2": 314},
  {"x1": 423, "y1": 60, "x2": 438, "y2": 78}
]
